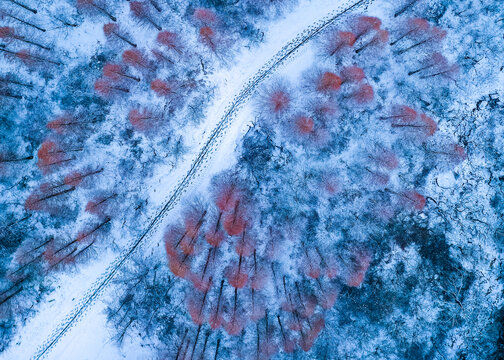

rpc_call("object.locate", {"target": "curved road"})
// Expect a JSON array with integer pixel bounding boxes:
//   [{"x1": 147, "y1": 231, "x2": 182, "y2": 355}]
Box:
[{"x1": 31, "y1": 0, "x2": 372, "y2": 358}]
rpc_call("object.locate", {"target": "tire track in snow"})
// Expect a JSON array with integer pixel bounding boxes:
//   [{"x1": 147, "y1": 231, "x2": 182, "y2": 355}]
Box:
[{"x1": 31, "y1": 0, "x2": 372, "y2": 358}]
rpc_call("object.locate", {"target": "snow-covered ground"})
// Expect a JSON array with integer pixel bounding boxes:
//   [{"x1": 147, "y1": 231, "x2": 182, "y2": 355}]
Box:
[{"x1": 0, "y1": 1, "x2": 370, "y2": 359}]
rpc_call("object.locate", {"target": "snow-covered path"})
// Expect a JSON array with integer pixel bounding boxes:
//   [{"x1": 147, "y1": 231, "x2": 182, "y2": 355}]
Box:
[{"x1": 1, "y1": 1, "x2": 373, "y2": 359}]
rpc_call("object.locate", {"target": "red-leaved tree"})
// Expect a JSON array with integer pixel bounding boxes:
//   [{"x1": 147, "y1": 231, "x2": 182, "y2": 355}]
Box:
[
  {"x1": 0, "y1": 26, "x2": 51, "y2": 50},
  {"x1": 129, "y1": 1, "x2": 161, "y2": 30},
  {"x1": 350, "y1": 16, "x2": 382, "y2": 41},
  {"x1": 340, "y1": 65, "x2": 365, "y2": 84},
  {"x1": 37, "y1": 139, "x2": 81, "y2": 174},
  {"x1": 1, "y1": 47, "x2": 62, "y2": 67},
  {"x1": 316, "y1": 71, "x2": 342, "y2": 93},
  {"x1": 321, "y1": 30, "x2": 356, "y2": 57},
  {"x1": 355, "y1": 29, "x2": 389, "y2": 54},
  {"x1": 157, "y1": 31, "x2": 182, "y2": 54},
  {"x1": 390, "y1": 18, "x2": 430, "y2": 46},
  {"x1": 346, "y1": 249, "x2": 371, "y2": 287},
  {"x1": 47, "y1": 113, "x2": 100, "y2": 134},
  {"x1": 398, "y1": 190, "x2": 426, "y2": 211},
  {"x1": 76, "y1": 0, "x2": 116, "y2": 22},
  {"x1": 396, "y1": 25, "x2": 446, "y2": 55},
  {"x1": 122, "y1": 49, "x2": 153, "y2": 70},
  {"x1": 103, "y1": 63, "x2": 140, "y2": 82},
  {"x1": 94, "y1": 78, "x2": 129, "y2": 98},
  {"x1": 103, "y1": 23, "x2": 137, "y2": 48},
  {"x1": 128, "y1": 108, "x2": 163, "y2": 133},
  {"x1": 348, "y1": 83, "x2": 374, "y2": 105},
  {"x1": 24, "y1": 184, "x2": 75, "y2": 212},
  {"x1": 193, "y1": 8, "x2": 218, "y2": 25},
  {"x1": 382, "y1": 106, "x2": 437, "y2": 140},
  {"x1": 85, "y1": 193, "x2": 117, "y2": 217}
]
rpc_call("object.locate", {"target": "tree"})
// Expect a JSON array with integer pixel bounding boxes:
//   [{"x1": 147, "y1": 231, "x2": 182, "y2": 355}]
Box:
[
  {"x1": 24, "y1": 184, "x2": 75, "y2": 212},
  {"x1": 1, "y1": 48, "x2": 61, "y2": 67},
  {"x1": 85, "y1": 193, "x2": 117, "y2": 217},
  {"x1": 157, "y1": 31, "x2": 182, "y2": 54},
  {"x1": 320, "y1": 171, "x2": 341, "y2": 196},
  {"x1": 0, "y1": 89, "x2": 22, "y2": 101},
  {"x1": 205, "y1": 211, "x2": 226, "y2": 247},
  {"x1": 345, "y1": 249, "x2": 371, "y2": 287},
  {"x1": 103, "y1": 23, "x2": 137, "y2": 48},
  {"x1": 122, "y1": 49, "x2": 153, "y2": 70},
  {"x1": 380, "y1": 105, "x2": 417, "y2": 123},
  {"x1": 321, "y1": 30, "x2": 356, "y2": 57},
  {"x1": 209, "y1": 280, "x2": 225, "y2": 330},
  {"x1": 0, "y1": 8, "x2": 46, "y2": 32},
  {"x1": 184, "y1": 207, "x2": 207, "y2": 240},
  {"x1": 63, "y1": 168, "x2": 104, "y2": 187},
  {"x1": 398, "y1": 190, "x2": 426, "y2": 211},
  {"x1": 94, "y1": 78, "x2": 129, "y2": 98},
  {"x1": 256, "y1": 313, "x2": 279, "y2": 359},
  {"x1": 302, "y1": 244, "x2": 321, "y2": 279},
  {"x1": 129, "y1": 1, "x2": 161, "y2": 31},
  {"x1": 180, "y1": 207, "x2": 207, "y2": 255},
  {"x1": 47, "y1": 113, "x2": 100, "y2": 135},
  {"x1": 316, "y1": 71, "x2": 342, "y2": 93},
  {"x1": 199, "y1": 26, "x2": 218, "y2": 51},
  {"x1": 167, "y1": 252, "x2": 191, "y2": 279},
  {"x1": 294, "y1": 282, "x2": 317, "y2": 318},
  {"x1": 349, "y1": 16, "x2": 382, "y2": 41},
  {"x1": 223, "y1": 201, "x2": 247, "y2": 236},
  {"x1": 46, "y1": 218, "x2": 112, "y2": 267},
  {"x1": 0, "y1": 152, "x2": 33, "y2": 176},
  {"x1": 313, "y1": 246, "x2": 339, "y2": 279},
  {"x1": 164, "y1": 225, "x2": 186, "y2": 258},
  {"x1": 0, "y1": 27, "x2": 51, "y2": 50},
  {"x1": 366, "y1": 144, "x2": 399, "y2": 170},
  {"x1": 150, "y1": 79, "x2": 176, "y2": 97},
  {"x1": 250, "y1": 251, "x2": 268, "y2": 290},
  {"x1": 213, "y1": 178, "x2": 241, "y2": 212},
  {"x1": 76, "y1": 0, "x2": 116, "y2": 22},
  {"x1": 348, "y1": 83, "x2": 374, "y2": 105},
  {"x1": 225, "y1": 255, "x2": 248, "y2": 288},
  {"x1": 394, "y1": 0, "x2": 422, "y2": 18},
  {"x1": 224, "y1": 288, "x2": 245, "y2": 335},
  {"x1": 128, "y1": 108, "x2": 163, "y2": 133},
  {"x1": 37, "y1": 139, "x2": 81, "y2": 174},
  {"x1": 187, "y1": 289, "x2": 210, "y2": 325},
  {"x1": 297, "y1": 115, "x2": 316, "y2": 136},
  {"x1": 362, "y1": 167, "x2": 390, "y2": 187},
  {"x1": 396, "y1": 26, "x2": 447, "y2": 55},
  {"x1": 382, "y1": 107, "x2": 437, "y2": 140},
  {"x1": 193, "y1": 8, "x2": 218, "y2": 25},
  {"x1": 418, "y1": 63, "x2": 459, "y2": 81},
  {"x1": 235, "y1": 230, "x2": 255, "y2": 257},
  {"x1": 6, "y1": 0, "x2": 37, "y2": 14},
  {"x1": 390, "y1": 18, "x2": 430, "y2": 46},
  {"x1": 277, "y1": 315, "x2": 297, "y2": 353},
  {"x1": 189, "y1": 248, "x2": 215, "y2": 292},
  {"x1": 316, "y1": 281, "x2": 339, "y2": 309},
  {"x1": 0, "y1": 75, "x2": 32, "y2": 90},
  {"x1": 312, "y1": 98, "x2": 338, "y2": 119},
  {"x1": 340, "y1": 65, "x2": 365, "y2": 84},
  {"x1": 427, "y1": 141, "x2": 467, "y2": 166},
  {"x1": 151, "y1": 48, "x2": 175, "y2": 65},
  {"x1": 103, "y1": 63, "x2": 140, "y2": 82},
  {"x1": 259, "y1": 81, "x2": 292, "y2": 118},
  {"x1": 355, "y1": 29, "x2": 389, "y2": 54}
]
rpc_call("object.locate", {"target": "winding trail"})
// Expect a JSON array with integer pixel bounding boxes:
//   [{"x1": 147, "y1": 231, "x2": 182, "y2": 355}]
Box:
[{"x1": 31, "y1": 0, "x2": 372, "y2": 358}]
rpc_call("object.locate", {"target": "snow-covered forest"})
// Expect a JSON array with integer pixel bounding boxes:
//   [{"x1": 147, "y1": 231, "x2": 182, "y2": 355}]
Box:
[{"x1": 1, "y1": 0, "x2": 503, "y2": 359}]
